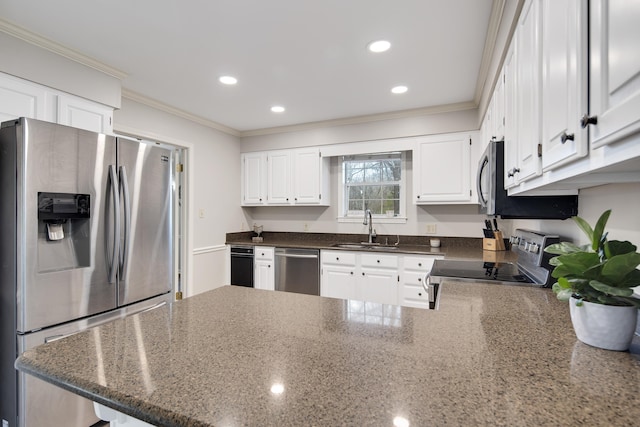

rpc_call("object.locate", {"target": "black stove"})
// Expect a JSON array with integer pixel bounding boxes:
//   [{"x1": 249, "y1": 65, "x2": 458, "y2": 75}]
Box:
[
  {"x1": 430, "y1": 260, "x2": 534, "y2": 284},
  {"x1": 429, "y1": 229, "x2": 563, "y2": 287}
]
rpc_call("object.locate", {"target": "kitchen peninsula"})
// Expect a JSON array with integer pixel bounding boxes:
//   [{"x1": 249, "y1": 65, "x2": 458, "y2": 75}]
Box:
[{"x1": 16, "y1": 282, "x2": 640, "y2": 426}]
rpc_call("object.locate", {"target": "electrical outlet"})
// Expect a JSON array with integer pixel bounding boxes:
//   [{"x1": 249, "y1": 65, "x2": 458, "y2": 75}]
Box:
[
  {"x1": 198, "y1": 208, "x2": 205, "y2": 218},
  {"x1": 425, "y1": 224, "x2": 437, "y2": 234}
]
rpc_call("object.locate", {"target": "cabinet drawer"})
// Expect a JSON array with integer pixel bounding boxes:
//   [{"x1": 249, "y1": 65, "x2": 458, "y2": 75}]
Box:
[
  {"x1": 403, "y1": 271, "x2": 429, "y2": 286},
  {"x1": 321, "y1": 250, "x2": 357, "y2": 266},
  {"x1": 400, "y1": 283, "x2": 429, "y2": 309},
  {"x1": 403, "y1": 256, "x2": 440, "y2": 271},
  {"x1": 360, "y1": 253, "x2": 398, "y2": 269},
  {"x1": 255, "y1": 246, "x2": 274, "y2": 261}
]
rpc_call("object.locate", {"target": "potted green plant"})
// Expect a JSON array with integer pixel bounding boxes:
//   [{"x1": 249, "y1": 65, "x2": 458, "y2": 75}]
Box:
[{"x1": 544, "y1": 209, "x2": 640, "y2": 351}]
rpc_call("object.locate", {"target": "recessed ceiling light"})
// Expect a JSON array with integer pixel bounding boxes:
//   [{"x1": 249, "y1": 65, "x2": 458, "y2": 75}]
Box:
[
  {"x1": 368, "y1": 40, "x2": 391, "y2": 53},
  {"x1": 391, "y1": 85, "x2": 408, "y2": 94},
  {"x1": 271, "y1": 106, "x2": 285, "y2": 113},
  {"x1": 219, "y1": 75, "x2": 238, "y2": 85}
]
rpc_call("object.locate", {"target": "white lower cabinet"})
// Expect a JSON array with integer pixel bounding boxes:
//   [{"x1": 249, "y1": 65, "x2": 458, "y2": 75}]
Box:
[
  {"x1": 321, "y1": 250, "x2": 442, "y2": 308},
  {"x1": 254, "y1": 246, "x2": 275, "y2": 290},
  {"x1": 321, "y1": 251, "x2": 359, "y2": 300},
  {"x1": 359, "y1": 254, "x2": 399, "y2": 305},
  {"x1": 399, "y1": 255, "x2": 442, "y2": 309}
]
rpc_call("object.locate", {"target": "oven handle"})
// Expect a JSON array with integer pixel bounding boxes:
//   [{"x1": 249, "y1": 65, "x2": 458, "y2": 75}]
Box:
[{"x1": 422, "y1": 274, "x2": 436, "y2": 303}]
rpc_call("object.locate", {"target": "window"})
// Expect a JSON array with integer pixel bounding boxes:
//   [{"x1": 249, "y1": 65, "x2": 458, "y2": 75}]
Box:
[{"x1": 339, "y1": 152, "x2": 406, "y2": 222}]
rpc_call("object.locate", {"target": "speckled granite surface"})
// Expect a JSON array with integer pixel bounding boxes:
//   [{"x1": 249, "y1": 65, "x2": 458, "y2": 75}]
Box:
[
  {"x1": 16, "y1": 283, "x2": 639, "y2": 426},
  {"x1": 226, "y1": 231, "x2": 518, "y2": 262}
]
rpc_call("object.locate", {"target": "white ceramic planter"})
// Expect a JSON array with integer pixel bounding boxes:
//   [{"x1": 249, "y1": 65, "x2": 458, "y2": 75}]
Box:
[{"x1": 570, "y1": 296, "x2": 638, "y2": 351}]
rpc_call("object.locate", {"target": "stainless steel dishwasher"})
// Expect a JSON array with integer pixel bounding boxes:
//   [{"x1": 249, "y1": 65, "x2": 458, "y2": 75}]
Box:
[{"x1": 274, "y1": 248, "x2": 320, "y2": 295}]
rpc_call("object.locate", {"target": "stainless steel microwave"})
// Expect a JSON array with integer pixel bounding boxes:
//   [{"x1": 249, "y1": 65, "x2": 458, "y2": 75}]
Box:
[{"x1": 477, "y1": 140, "x2": 578, "y2": 219}]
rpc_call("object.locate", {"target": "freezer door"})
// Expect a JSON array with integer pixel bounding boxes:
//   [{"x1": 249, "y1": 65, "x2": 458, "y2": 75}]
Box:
[
  {"x1": 18, "y1": 322, "x2": 102, "y2": 427},
  {"x1": 116, "y1": 137, "x2": 173, "y2": 306},
  {"x1": 19, "y1": 118, "x2": 117, "y2": 333}
]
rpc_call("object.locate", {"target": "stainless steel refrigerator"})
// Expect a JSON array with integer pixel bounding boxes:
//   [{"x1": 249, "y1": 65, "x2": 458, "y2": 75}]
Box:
[{"x1": 0, "y1": 117, "x2": 174, "y2": 427}]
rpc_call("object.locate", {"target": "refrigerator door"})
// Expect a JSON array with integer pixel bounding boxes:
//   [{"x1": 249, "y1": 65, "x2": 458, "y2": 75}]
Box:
[
  {"x1": 19, "y1": 118, "x2": 117, "y2": 333},
  {"x1": 116, "y1": 137, "x2": 173, "y2": 306}
]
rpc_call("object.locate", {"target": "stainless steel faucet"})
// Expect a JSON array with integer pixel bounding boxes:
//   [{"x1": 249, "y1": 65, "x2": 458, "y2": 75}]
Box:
[{"x1": 363, "y1": 209, "x2": 373, "y2": 243}]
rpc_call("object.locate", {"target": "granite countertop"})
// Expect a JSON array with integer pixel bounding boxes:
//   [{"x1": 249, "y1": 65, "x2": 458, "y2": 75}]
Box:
[
  {"x1": 226, "y1": 231, "x2": 518, "y2": 262},
  {"x1": 16, "y1": 283, "x2": 640, "y2": 426}
]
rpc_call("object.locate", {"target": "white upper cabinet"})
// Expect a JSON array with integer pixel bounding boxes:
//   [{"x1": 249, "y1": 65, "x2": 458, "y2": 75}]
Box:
[
  {"x1": 241, "y1": 147, "x2": 329, "y2": 207},
  {"x1": 293, "y1": 147, "x2": 325, "y2": 204},
  {"x1": 0, "y1": 72, "x2": 113, "y2": 134},
  {"x1": 267, "y1": 150, "x2": 291, "y2": 204},
  {"x1": 503, "y1": 43, "x2": 519, "y2": 189},
  {"x1": 513, "y1": 0, "x2": 542, "y2": 183},
  {"x1": 492, "y1": 67, "x2": 506, "y2": 143},
  {"x1": 241, "y1": 152, "x2": 266, "y2": 205},
  {"x1": 504, "y1": 0, "x2": 640, "y2": 195},
  {"x1": 57, "y1": 95, "x2": 114, "y2": 134},
  {"x1": 0, "y1": 74, "x2": 51, "y2": 123},
  {"x1": 588, "y1": 0, "x2": 640, "y2": 149},
  {"x1": 541, "y1": 0, "x2": 588, "y2": 171},
  {"x1": 414, "y1": 133, "x2": 476, "y2": 204}
]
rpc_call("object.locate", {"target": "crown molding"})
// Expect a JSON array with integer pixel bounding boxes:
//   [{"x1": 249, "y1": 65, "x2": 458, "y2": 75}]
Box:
[
  {"x1": 122, "y1": 89, "x2": 241, "y2": 137},
  {"x1": 473, "y1": 0, "x2": 506, "y2": 105},
  {"x1": 0, "y1": 18, "x2": 128, "y2": 80},
  {"x1": 240, "y1": 101, "x2": 478, "y2": 137}
]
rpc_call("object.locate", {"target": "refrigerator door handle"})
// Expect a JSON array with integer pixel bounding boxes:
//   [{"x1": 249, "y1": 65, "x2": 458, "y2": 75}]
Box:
[
  {"x1": 118, "y1": 166, "x2": 131, "y2": 278},
  {"x1": 107, "y1": 165, "x2": 120, "y2": 284}
]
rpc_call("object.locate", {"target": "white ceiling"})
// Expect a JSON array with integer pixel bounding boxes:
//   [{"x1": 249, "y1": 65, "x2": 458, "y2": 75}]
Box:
[{"x1": 0, "y1": 0, "x2": 496, "y2": 133}]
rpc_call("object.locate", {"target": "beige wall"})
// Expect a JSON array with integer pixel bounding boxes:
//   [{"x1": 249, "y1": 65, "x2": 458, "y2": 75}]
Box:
[{"x1": 0, "y1": 32, "x2": 121, "y2": 108}]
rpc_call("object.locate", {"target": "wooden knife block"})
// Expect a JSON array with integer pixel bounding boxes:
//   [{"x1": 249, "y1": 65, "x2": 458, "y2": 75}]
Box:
[{"x1": 483, "y1": 231, "x2": 506, "y2": 251}]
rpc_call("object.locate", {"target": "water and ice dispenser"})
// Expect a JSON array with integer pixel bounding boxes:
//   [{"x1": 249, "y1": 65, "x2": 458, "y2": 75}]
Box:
[{"x1": 37, "y1": 192, "x2": 91, "y2": 272}]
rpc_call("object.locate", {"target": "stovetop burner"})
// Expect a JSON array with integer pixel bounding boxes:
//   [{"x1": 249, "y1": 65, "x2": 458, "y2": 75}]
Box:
[{"x1": 428, "y1": 229, "x2": 564, "y2": 287}]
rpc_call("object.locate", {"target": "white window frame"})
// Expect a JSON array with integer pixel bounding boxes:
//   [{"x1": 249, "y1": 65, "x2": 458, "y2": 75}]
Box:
[{"x1": 337, "y1": 152, "x2": 407, "y2": 224}]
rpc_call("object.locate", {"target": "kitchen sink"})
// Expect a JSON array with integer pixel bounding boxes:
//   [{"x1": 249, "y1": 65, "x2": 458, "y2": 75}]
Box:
[{"x1": 332, "y1": 243, "x2": 366, "y2": 249}]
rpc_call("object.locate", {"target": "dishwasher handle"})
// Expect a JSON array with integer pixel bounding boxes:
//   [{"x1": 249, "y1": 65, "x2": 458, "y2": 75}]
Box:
[{"x1": 274, "y1": 252, "x2": 318, "y2": 259}]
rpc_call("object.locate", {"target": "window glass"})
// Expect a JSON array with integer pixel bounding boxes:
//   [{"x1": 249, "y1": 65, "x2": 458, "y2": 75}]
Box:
[{"x1": 342, "y1": 153, "x2": 403, "y2": 217}]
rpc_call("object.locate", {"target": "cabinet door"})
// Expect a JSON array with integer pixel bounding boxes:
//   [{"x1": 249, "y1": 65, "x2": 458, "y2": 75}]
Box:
[
  {"x1": 293, "y1": 147, "x2": 321, "y2": 204},
  {"x1": 492, "y1": 70, "x2": 506, "y2": 142},
  {"x1": 589, "y1": 0, "x2": 640, "y2": 148},
  {"x1": 242, "y1": 152, "x2": 265, "y2": 205},
  {"x1": 0, "y1": 73, "x2": 48, "y2": 122},
  {"x1": 321, "y1": 265, "x2": 357, "y2": 300},
  {"x1": 254, "y1": 260, "x2": 274, "y2": 291},
  {"x1": 359, "y1": 268, "x2": 398, "y2": 305},
  {"x1": 514, "y1": 0, "x2": 542, "y2": 182},
  {"x1": 414, "y1": 136, "x2": 472, "y2": 203},
  {"x1": 541, "y1": 0, "x2": 588, "y2": 170},
  {"x1": 267, "y1": 150, "x2": 291, "y2": 204},
  {"x1": 57, "y1": 95, "x2": 113, "y2": 133},
  {"x1": 503, "y1": 43, "x2": 519, "y2": 189}
]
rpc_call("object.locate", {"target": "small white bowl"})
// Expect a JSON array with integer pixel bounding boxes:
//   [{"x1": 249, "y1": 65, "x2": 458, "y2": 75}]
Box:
[{"x1": 430, "y1": 239, "x2": 441, "y2": 248}]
